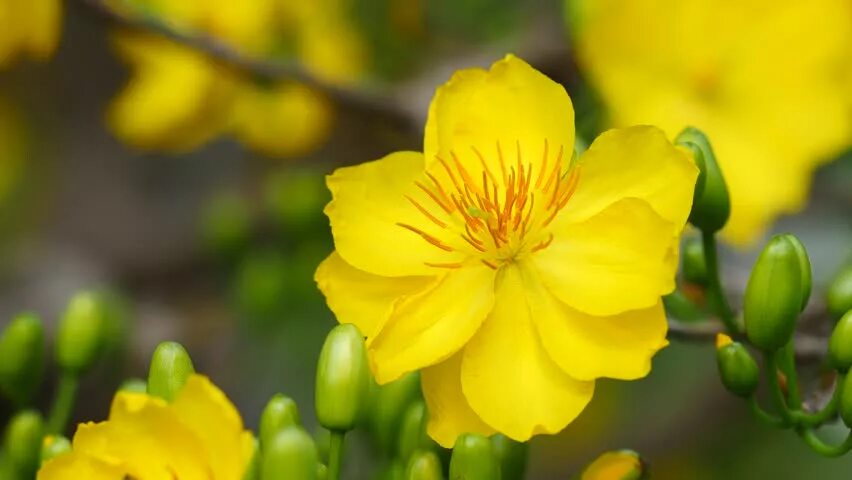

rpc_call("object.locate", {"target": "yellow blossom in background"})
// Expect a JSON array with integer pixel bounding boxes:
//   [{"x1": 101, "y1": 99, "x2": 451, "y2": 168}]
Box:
[
  {"x1": 0, "y1": 98, "x2": 27, "y2": 207},
  {"x1": 316, "y1": 55, "x2": 698, "y2": 446},
  {"x1": 37, "y1": 374, "x2": 254, "y2": 480},
  {"x1": 0, "y1": 0, "x2": 61, "y2": 67},
  {"x1": 108, "y1": 0, "x2": 367, "y2": 157},
  {"x1": 571, "y1": 0, "x2": 852, "y2": 245}
]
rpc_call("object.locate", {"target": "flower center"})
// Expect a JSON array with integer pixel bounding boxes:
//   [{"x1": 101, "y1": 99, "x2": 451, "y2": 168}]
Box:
[{"x1": 398, "y1": 140, "x2": 581, "y2": 270}]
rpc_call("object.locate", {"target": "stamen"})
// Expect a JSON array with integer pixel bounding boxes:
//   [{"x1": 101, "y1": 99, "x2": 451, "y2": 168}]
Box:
[
  {"x1": 416, "y1": 179, "x2": 452, "y2": 214},
  {"x1": 531, "y1": 233, "x2": 554, "y2": 252},
  {"x1": 425, "y1": 262, "x2": 463, "y2": 269},
  {"x1": 437, "y1": 155, "x2": 464, "y2": 197},
  {"x1": 472, "y1": 146, "x2": 498, "y2": 186},
  {"x1": 496, "y1": 141, "x2": 508, "y2": 183},
  {"x1": 481, "y1": 259, "x2": 498, "y2": 270},
  {"x1": 396, "y1": 223, "x2": 454, "y2": 251},
  {"x1": 405, "y1": 195, "x2": 447, "y2": 228},
  {"x1": 536, "y1": 139, "x2": 549, "y2": 188},
  {"x1": 542, "y1": 145, "x2": 564, "y2": 194},
  {"x1": 461, "y1": 232, "x2": 487, "y2": 252}
]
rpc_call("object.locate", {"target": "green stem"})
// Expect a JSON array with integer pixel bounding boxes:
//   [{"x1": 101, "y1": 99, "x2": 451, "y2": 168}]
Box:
[
  {"x1": 328, "y1": 430, "x2": 345, "y2": 480},
  {"x1": 47, "y1": 373, "x2": 80, "y2": 435},
  {"x1": 701, "y1": 231, "x2": 738, "y2": 334},
  {"x1": 780, "y1": 341, "x2": 802, "y2": 408},
  {"x1": 748, "y1": 396, "x2": 787, "y2": 428},
  {"x1": 764, "y1": 351, "x2": 793, "y2": 425},
  {"x1": 798, "y1": 429, "x2": 852, "y2": 457}
]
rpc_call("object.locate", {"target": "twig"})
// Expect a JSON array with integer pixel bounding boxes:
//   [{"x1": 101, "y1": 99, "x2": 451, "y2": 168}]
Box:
[{"x1": 74, "y1": 0, "x2": 418, "y2": 132}]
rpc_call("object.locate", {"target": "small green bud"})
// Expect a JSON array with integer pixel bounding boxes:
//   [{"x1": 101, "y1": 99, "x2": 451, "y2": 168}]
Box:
[
  {"x1": 405, "y1": 450, "x2": 444, "y2": 480},
  {"x1": 0, "y1": 312, "x2": 45, "y2": 405},
  {"x1": 450, "y1": 433, "x2": 501, "y2": 480},
  {"x1": 785, "y1": 235, "x2": 812, "y2": 311},
  {"x1": 827, "y1": 264, "x2": 852, "y2": 320},
  {"x1": 5, "y1": 410, "x2": 44, "y2": 476},
  {"x1": 260, "y1": 394, "x2": 301, "y2": 449},
  {"x1": 579, "y1": 450, "x2": 645, "y2": 480},
  {"x1": 147, "y1": 341, "x2": 195, "y2": 402},
  {"x1": 40, "y1": 434, "x2": 71, "y2": 463},
  {"x1": 315, "y1": 324, "x2": 371, "y2": 432},
  {"x1": 398, "y1": 401, "x2": 434, "y2": 462},
  {"x1": 260, "y1": 427, "x2": 319, "y2": 480},
  {"x1": 744, "y1": 234, "x2": 806, "y2": 351},
  {"x1": 370, "y1": 372, "x2": 421, "y2": 454},
  {"x1": 676, "y1": 127, "x2": 730, "y2": 233},
  {"x1": 681, "y1": 237, "x2": 707, "y2": 285},
  {"x1": 118, "y1": 378, "x2": 148, "y2": 394},
  {"x1": 56, "y1": 292, "x2": 106, "y2": 374},
  {"x1": 317, "y1": 463, "x2": 328, "y2": 480},
  {"x1": 829, "y1": 311, "x2": 852, "y2": 372},
  {"x1": 715, "y1": 334, "x2": 759, "y2": 397},
  {"x1": 491, "y1": 435, "x2": 528, "y2": 480}
]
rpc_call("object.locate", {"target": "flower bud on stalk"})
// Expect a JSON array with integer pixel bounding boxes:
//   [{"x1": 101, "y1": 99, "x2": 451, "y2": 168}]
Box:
[
  {"x1": 0, "y1": 312, "x2": 45, "y2": 405},
  {"x1": 491, "y1": 434, "x2": 528, "y2": 480},
  {"x1": 681, "y1": 237, "x2": 708, "y2": 285},
  {"x1": 118, "y1": 378, "x2": 147, "y2": 394},
  {"x1": 260, "y1": 394, "x2": 301, "y2": 450},
  {"x1": 315, "y1": 324, "x2": 371, "y2": 432},
  {"x1": 40, "y1": 434, "x2": 71, "y2": 463},
  {"x1": 405, "y1": 450, "x2": 444, "y2": 480},
  {"x1": 147, "y1": 341, "x2": 195, "y2": 402},
  {"x1": 398, "y1": 401, "x2": 434, "y2": 462},
  {"x1": 715, "y1": 334, "x2": 759, "y2": 397},
  {"x1": 450, "y1": 434, "x2": 501, "y2": 480},
  {"x1": 744, "y1": 234, "x2": 808, "y2": 351},
  {"x1": 829, "y1": 311, "x2": 852, "y2": 372},
  {"x1": 260, "y1": 427, "x2": 319, "y2": 480},
  {"x1": 370, "y1": 372, "x2": 421, "y2": 454},
  {"x1": 675, "y1": 127, "x2": 730, "y2": 233},
  {"x1": 827, "y1": 264, "x2": 852, "y2": 320},
  {"x1": 5, "y1": 410, "x2": 45, "y2": 477},
  {"x1": 56, "y1": 292, "x2": 107, "y2": 374},
  {"x1": 578, "y1": 450, "x2": 645, "y2": 480}
]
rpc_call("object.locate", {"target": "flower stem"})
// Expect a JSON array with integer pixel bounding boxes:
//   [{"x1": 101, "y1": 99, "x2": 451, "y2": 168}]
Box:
[
  {"x1": 780, "y1": 340, "x2": 802, "y2": 408},
  {"x1": 764, "y1": 351, "x2": 793, "y2": 425},
  {"x1": 798, "y1": 429, "x2": 852, "y2": 457},
  {"x1": 748, "y1": 396, "x2": 787, "y2": 428},
  {"x1": 701, "y1": 230, "x2": 739, "y2": 334},
  {"x1": 328, "y1": 430, "x2": 345, "y2": 480},
  {"x1": 47, "y1": 372, "x2": 80, "y2": 435}
]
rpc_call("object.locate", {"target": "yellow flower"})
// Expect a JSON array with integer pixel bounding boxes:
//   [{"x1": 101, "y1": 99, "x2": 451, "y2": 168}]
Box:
[
  {"x1": 37, "y1": 375, "x2": 254, "y2": 480},
  {"x1": 0, "y1": 0, "x2": 61, "y2": 67},
  {"x1": 315, "y1": 55, "x2": 698, "y2": 446},
  {"x1": 571, "y1": 0, "x2": 852, "y2": 245}
]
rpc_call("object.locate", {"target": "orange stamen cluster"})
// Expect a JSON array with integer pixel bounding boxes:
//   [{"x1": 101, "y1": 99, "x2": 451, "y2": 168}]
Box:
[{"x1": 398, "y1": 140, "x2": 581, "y2": 269}]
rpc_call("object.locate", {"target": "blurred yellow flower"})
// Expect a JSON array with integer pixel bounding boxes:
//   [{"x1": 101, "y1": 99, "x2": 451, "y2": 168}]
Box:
[
  {"x1": 572, "y1": 0, "x2": 852, "y2": 245},
  {"x1": 316, "y1": 55, "x2": 697, "y2": 446},
  {"x1": 109, "y1": 0, "x2": 366, "y2": 157},
  {"x1": 37, "y1": 375, "x2": 254, "y2": 480},
  {"x1": 0, "y1": 0, "x2": 61, "y2": 66},
  {"x1": 0, "y1": 98, "x2": 26, "y2": 206}
]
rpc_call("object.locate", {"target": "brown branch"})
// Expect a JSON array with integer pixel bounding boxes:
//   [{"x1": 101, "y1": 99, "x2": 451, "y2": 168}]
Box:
[{"x1": 74, "y1": 0, "x2": 418, "y2": 132}]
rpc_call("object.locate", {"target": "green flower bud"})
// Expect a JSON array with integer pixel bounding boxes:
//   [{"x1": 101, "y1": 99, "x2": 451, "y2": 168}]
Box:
[
  {"x1": 147, "y1": 341, "x2": 195, "y2": 402},
  {"x1": 450, "y1": 433, "x2": 500, "y2": 480},
  {"x1": 398, "y1": 401, "x2": 434, "y2": 462},
  {"x1": 315, "y1": 324, "x2": 371, "y2": 432},
  {"x1": 317, "y1": 463, "x2": 328, "y2": 480},
  {"x1": 56, "y1": 292, "x2": 106, "y2": 374},
  {"x1": 715, "y1": 334, "x2": 759, "y2": 397},
  {"x1": 579, "y1": 450, "x2": 645, "y2": 480},
  {"x1": 827, "y1": 264, "x2": 852, "y2": 320},
  {"x1": 243, "y1": 437, "x2": 260, "y2": 480},
  {"x1": 0, "y1": 312, "x2": 45, "y2": 405},
  {"x1": 260, "y1": 427, "x2": 319, "y2": 480},
  {"x1": 118, "y1": 378, "x2": 148, "y2": 394},
  {"x1": 681, "y1": 237, "x2": 707, "y2": 285},
  {"x1": 5, "y1": 410, "x2": 44, "y2": 476},
  {"x1": 202, "y1": 193, "x2": 251, "y2": 259},
  {"x1": 370, "y1": 372, "x2": 421, "y2": 454},
  {"x1": 379, "y1": 461, "x2": 406, "y2": 480},
  {"x1": 260, "y1": 394, "x2": 301, "y2": 450},
  {"x1": 675, "y1": 127, "x2": 730, "y2": 233},
  {"x1": 829, "y1": 311, "x2": 852, "y2": 372},
  {"x1": 40, "y1": 434, "x2": 71, "y2": 463},
  {"x1": 785, "y1": 236, "x2": 812, "y2": 311},
  {"x1": 744, "y1": 234, "x2": 806, "y2": 351},
  {"x1": 405, "y1": 450, "x2": 444, "y2": 480},
  {"x1": 491, "y1": 435, "x2": 528, "y2": 480}
]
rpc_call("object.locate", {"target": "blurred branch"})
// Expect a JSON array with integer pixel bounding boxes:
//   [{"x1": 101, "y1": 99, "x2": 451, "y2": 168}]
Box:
[{"x1": 74, "y1": 0, "x2": 418, "y2": 132}]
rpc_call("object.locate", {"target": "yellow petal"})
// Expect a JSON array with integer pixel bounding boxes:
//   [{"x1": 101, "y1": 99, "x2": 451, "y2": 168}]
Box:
[
  {"x1": 561, "y1": 125, "x2": 698, "y2": 227},
  {"x1": 421, "y1": 352, "x2": 494, "y2": 448},
  {"x1": 315, "y1": 252, "x2": 433, "y2": 338},
  {"x1": 22, "y1": 0, "x2": 61, "y2": 60},
  {"x1": 423, "y1": 54, "x2": 574, "y2": 184},
  {"x1": 325, "y1": 151, "x2": 465, "y2": 277},
  {"x1": 368, "y1": 264, "x2": 496, "y2": 384},
  {"x1": 72, "y1": 393, "x2": 211, "y2": 479},
  {"x1": 461, "y1": 265, "x2": 594, "y2": 441},
  {"x1": 37, "y1": 452, "x2": 125, "y2": 480},
  {"x1": 534, "y1": 197, "x2": 677, "y2": 316},
  {"x1": 170, "y1": 375, "x2": 254, "y2": 480},
  {"x1": 523, "y1": 265, "x2": 668, "y2": 381}
]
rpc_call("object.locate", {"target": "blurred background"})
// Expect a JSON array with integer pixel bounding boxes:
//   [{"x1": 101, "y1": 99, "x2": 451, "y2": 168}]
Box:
[{"x1": 0, "y1": 0, "x2": 850, "y2": 478}]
